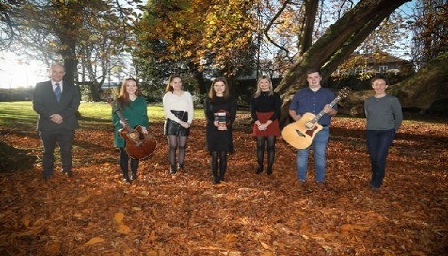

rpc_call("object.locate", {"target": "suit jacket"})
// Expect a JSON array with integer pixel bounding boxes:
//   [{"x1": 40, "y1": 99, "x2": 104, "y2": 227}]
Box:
[{"x1": 32, "y1": 80, "x2": 81, "y2": 131}]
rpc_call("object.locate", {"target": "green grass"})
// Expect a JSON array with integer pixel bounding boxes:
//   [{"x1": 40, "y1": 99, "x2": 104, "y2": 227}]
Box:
[
  {"x1": 0, "y1": 102, "x2": 37, "y2": 128},
  {"x1": 1, "y1": 101, "x2": 443, "y2": 129},
  {"x1": 0, "y1": 101, "x2": 206, "y2": 128}
]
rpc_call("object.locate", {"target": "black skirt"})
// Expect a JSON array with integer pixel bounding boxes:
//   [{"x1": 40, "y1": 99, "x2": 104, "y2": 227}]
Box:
[{"x1": 164, "y1": 110, "x2": 190, "y2": 136}]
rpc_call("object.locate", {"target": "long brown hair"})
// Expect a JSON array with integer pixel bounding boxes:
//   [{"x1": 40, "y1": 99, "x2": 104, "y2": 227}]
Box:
[
  {"x1": 165, "y1": 74, "x2": 182, "y2": 92},
  {"x1": 117, "y1": 77, "x2": 139, "y2": 108},
  {"x1": 208, "y1": 77, "x2": 230, "y2": 100}
]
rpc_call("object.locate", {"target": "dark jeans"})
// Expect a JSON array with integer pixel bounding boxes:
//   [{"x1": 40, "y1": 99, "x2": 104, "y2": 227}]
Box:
[
  {"x1": 39, "y1": 129, "x2": 75, "y2": 177},
  {"x1": 366, "y1": 129, "x2": 395, "y2": 188}
]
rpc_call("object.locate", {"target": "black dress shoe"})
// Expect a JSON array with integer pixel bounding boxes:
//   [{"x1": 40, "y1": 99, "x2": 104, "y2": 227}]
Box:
[
  {"x1": 131, "y1": 173, "x2": 137, "y2": 180},
  {"x1": 212, "y1": 176, "x2": 220, "y2": 184},
  {"x1": 256, "y1": 167, "x2": 263, "y2": 174},
  {"x1": 266, "y1": 168, "x2": 272, "y2": 175},
  {"x1": 169, "y1": 166, "x2": 177, "y2": 174}
]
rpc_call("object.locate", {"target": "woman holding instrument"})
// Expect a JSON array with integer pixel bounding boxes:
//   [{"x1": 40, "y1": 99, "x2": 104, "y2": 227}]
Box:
[{"x1": 112, "y1": 78, "x2": 149, "y2": 183}]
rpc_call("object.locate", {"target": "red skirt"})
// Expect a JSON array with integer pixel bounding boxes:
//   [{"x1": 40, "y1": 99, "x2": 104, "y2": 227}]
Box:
[{"x1": 252, "y1": 111, "x2": 280, "y2": 137}]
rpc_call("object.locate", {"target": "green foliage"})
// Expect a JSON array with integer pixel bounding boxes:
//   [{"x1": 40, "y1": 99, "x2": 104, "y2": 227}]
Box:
[
  {"x1": 411, "y1": 0, "x2": 448, "y2": 68},
  {"x1": 0, "y1": 88, "x2": 34, "y2": 102},
  {"x1": 3, "y1": 0, "x2": 142, "y2": 101},
  {"x1": 134, "y1": 0, "x2": 257, "y2": 87}
]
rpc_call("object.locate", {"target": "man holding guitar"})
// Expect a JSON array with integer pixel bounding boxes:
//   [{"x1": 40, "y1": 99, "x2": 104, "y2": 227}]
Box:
[{"x1": 288, "y1": 69, "x2": 337, "y2": 188}]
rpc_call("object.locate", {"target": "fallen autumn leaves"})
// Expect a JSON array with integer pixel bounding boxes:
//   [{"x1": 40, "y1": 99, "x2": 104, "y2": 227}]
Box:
[{"x1": 0, "y1": 114, "x2": 447, "y2": 255}]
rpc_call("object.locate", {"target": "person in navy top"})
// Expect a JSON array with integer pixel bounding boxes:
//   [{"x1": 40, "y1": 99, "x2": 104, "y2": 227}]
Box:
[{"x1": 288, "y1": 69, "x2": 337, "y2": 188}]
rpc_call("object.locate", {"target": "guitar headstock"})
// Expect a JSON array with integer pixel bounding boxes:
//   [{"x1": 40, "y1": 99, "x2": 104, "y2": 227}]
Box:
[{"x1": 338, "y1": 86, "x2": 352, "y2": 99}]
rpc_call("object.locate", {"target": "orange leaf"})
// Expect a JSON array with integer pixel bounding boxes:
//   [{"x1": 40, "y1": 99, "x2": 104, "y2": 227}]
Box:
[
  {"x1": 84, "y1": 236, "x2": 105, "y2": 246},
  {"x1": 114, "y1": 212, "x2": 124, "y2": 224},
  {"x1": 117, "y1": 224, "x2": 131, "y2": 234}
]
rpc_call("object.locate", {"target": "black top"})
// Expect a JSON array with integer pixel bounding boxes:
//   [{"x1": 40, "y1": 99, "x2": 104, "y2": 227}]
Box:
[{"x1": 250, "y1": 92, "x2": 281, "y2": 121}]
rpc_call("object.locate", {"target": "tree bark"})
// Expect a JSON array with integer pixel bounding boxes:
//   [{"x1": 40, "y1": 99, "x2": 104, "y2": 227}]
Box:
[
  {"x1": 275, "y1": 0, "x2": 411, "y2": 125},
  {"x1": 298, "y1": 0, "x2": 319, "y2": 55}
]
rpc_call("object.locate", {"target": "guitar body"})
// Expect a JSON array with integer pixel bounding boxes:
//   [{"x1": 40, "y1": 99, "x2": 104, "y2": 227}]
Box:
[
  {"x1": 281, "y1": 113, "x2": 323, "y2": 149},
  {"x1": 119, "y1": 125, "x2": 157, "y2": 160},
  {"x1": 281, "y1": 87, "x2": 351, "y2": 150},
  {"x1": 106, "y1": 98, "x2": 157, "y2": 160}
]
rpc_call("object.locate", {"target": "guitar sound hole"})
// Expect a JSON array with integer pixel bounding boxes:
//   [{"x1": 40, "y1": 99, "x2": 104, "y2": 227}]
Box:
[{"x1": 295, "y1": 129, "x2": 306, "y2": 138}]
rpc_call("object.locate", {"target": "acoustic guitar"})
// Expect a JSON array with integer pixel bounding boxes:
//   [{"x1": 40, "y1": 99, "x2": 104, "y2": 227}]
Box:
[
  {"x1": 282, "y1": 87, "x2": 351, "y2": 149},
  {"x1": 110, "y1": 100, "x2": 157, "y2": 160}
]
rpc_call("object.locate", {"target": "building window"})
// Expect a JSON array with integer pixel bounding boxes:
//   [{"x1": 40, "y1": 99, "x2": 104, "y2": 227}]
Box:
[
  {"x1": 355, "y1": 67, "x2": 366, "y2": 74},
  {"x1": 379, "y1": 65, "x2": 388, "y2": 73}
]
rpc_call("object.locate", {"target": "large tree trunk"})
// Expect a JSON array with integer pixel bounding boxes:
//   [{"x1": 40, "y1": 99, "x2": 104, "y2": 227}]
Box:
[
  {"x1": 341, "y1": 52, "x2": 448, "y2": 115},
  {"x1": 275, "y1": 0, "x2": 410, "y2": 125}
]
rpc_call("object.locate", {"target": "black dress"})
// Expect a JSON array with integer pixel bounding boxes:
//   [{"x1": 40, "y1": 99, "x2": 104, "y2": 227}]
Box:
[{"x1": 204, "y1": 96, "x2": 237, "y2": 152}]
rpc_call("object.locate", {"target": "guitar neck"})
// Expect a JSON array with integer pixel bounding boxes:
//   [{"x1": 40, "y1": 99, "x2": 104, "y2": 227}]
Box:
[
  {"x1": 114, "y1": 106, "x2": 134, "y2": 132},
  {"x1": 311, "y1": 95, "x2": 342, "y2": 123}
]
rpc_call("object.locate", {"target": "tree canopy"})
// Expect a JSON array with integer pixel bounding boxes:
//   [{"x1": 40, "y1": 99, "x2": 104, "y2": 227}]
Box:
[
  {"x1": 1, "y1": 0, "x2": 142, "y2": 100},
  {"x1": 2, "y1": 0, "x2": 447, "y2": 110},
  {"x1": 134, "y1": 0, "x2": 257, "y2": 94}
]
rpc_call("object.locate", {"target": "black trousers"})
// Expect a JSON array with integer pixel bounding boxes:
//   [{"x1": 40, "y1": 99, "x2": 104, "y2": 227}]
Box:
[{"x1": 39, "y1": 129, "x2": 75, "y2": 177}]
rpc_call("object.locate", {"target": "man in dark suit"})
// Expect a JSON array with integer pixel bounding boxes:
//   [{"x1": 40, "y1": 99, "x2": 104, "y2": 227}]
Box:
[{"x1": 33, "y1": 63, "x2": 81, "y2": 180}]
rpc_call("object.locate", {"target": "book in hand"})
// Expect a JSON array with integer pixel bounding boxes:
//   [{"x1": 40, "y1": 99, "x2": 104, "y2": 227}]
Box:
[{"x1": 214, "y1": 111, "x2": 228, "y2": 130}]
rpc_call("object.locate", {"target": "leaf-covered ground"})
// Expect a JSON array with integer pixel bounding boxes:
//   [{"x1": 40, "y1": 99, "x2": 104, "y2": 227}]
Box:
[{"x1": 0, "y1": 114, "x2": 447, "y2": 256}]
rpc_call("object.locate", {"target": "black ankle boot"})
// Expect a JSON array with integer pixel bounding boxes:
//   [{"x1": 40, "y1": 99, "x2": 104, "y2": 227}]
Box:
[
  {"x1": 131, "y1": 171, "x2": 137, "y2": 180},
  {"x1": 121, "y1": 169, "x2": 131, "y2": 183},
  {"x1": 212, "y1": 168, "x2": 220, "y2": 184},
  {"x1": 266, "y1": 167, "x2": 272, "y2": 175},
  {"x1": 122, "y1": 174, "x2": 131, "y2": 183},
  {"x1": 170, "y1": 165, "x2": 177, "y2": 174},
  {"x1": 219, "y1": 169, "x2": 226, "y2": 182},
  {"x1": 256, "y1": 165, "x2": 264, "y2": 174}
]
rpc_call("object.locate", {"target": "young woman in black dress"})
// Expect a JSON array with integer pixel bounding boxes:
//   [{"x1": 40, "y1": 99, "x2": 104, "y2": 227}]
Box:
[{"x1": 204, "y1": 77, "x2": 237, "y2": 184}]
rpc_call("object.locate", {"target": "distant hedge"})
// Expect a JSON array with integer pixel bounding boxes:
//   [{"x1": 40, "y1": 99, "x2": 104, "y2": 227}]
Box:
[{"x1": 0, "y1": 88, "x2": 34, "y2": 102}]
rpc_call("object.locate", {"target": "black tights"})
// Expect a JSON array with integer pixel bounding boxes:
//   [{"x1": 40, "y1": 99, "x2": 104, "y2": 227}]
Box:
[
  {"x1": 167, "y1": 135, "x2": 187, "y2": 168},
  {"x1": 256, "y1": 136, "x2": 276, "y2": 173},
  {"x1": 211, "y1": 151, "x2": 228, "y2": 182},
  {"x1": 119, "y1": 147, "x2": 139, "y2": 178}
]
